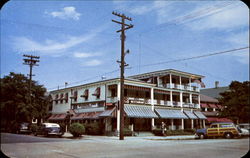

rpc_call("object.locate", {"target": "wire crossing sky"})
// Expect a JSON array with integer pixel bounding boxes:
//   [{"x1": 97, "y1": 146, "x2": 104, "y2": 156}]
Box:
[{"x1": 1, "y1": 0, "x2": 249, "y2": 90}]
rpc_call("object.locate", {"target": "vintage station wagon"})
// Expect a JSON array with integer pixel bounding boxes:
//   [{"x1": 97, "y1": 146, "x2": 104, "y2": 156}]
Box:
[{"x1": 195, "y1": 122, "x2": 240, "y2": 139}]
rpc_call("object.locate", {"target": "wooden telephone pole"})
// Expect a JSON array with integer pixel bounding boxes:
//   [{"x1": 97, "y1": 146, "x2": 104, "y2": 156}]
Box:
[
  {"x1": 23, "y1": 54, "x2": 40, "y2": 105},
  {"x1": 112, "y1": 12, "x2": 133, "y2": 140}
]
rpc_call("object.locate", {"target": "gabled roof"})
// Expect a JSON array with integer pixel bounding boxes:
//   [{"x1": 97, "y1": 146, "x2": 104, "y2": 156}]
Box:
[
  {"x1": 200, "y1": 94, "x2": 219, "y2": 103},
  {"x1": 128, "y1": 69, "x2": 204, "y2": 79},
  {"x1": 200, "y1": 87, "x2": 229, "y2": 99}
]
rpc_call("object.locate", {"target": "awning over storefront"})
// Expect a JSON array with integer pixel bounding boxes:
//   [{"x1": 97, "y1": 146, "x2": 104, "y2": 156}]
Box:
[
  {"x1": 155, "y1": 108, "x2": 188, "y2": 119},
  {"x1": 71, "y1": 111, "x2": 103, "y2": 120},
  {"x1": 48, "y1": 114, "x2": 67, "y2": 121},
  {"x1": 124, "y1": 105, "x2": 158, "y2": 118},
  {"x1": 99, "y1": 108, "x2": 115, "y2": 117},
  {"x1": 194, "y1": 111, "x2": 207, "y2": 119},
  {"x1": 207, "y1": 117, "x2": 233, "y2": 123},
  {"x1": 200, "y1": 103, "x2": 209, "y2": 108},
  {"x1": 208, "y1": 104, "x2": 218, "y2": 108},
  {"x1": 183, "y1": 110, "x2": 198, "y2": 119}
]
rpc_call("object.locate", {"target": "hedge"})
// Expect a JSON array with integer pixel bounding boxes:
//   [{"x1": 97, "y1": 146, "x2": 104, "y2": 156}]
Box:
[{"x1": 69, "y1": 123, "x2": 85, "y2": 137}]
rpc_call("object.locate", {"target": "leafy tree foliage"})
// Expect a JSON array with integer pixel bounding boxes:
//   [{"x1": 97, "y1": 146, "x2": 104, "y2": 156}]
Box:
[
  {"x1": 218, "y1": 81, "x2": 250, "y2": 123},
  {"x1": 0, "y1": 72, "x2": 49, "y2": 132}
]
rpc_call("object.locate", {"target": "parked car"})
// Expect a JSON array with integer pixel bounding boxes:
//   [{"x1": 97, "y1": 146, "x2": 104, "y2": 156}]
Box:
[
  {"x1": 195, "y1": 122, "x2": 240, "y2": 139},
  {"x1": 34, "y1": 123, "x2": 64, "y2": 137},
  {"x1": 236, "y1": 125, "x2": 249, "y2": 137},
  {"x1": 238, "y1": 123, "x2": 250, "y2": 131},
  {"x1": 17, "y1": 122, "x2": 32, "y2": 134}
]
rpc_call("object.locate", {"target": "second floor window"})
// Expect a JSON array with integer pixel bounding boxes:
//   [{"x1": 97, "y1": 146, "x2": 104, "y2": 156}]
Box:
[
  {"x1": 81, "y1": 89, "x2": 89, "y2": 100},
  {"x1": 92, "y1": 87, "x2": 101, "y2": 99}
]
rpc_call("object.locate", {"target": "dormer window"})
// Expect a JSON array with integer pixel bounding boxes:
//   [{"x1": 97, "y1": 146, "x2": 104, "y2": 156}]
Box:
[
  {"x1": 60, "y1": 93, "x2": 64, "y2": 103},
  {"x1": 70, "y1": 91, "x2": 78, "y2": 102},
  {"x1": 92, "y1": 87, "x2": 101, "y2": 99},
  {"x1": 81, "y1": 89, "x2": 89, "y2": 100}
]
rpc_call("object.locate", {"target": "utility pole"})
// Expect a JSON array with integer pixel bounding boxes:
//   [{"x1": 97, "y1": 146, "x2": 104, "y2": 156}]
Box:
[
  {"x1": 112, "y1": 11, "x2": 133, "y2": 140},
  {"x1": 23, "y1": 54, "x2": 40, "y2": 106}
]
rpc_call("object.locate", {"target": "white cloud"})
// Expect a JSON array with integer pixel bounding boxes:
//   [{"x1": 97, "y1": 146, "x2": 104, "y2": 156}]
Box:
[
  {"x1": 186, "y1": 3, "x2": 249, "y2": 30},
  {"x1": 226, "y1": 31, "x2": 249, "y2": 47},
  {"x1": 84, "y1": 59, "x2": 102, "y2": 66},
  {"x1": 73, "y1": 52, "x2": 100, "y2": 58},
  {"x1": 46, "y1": 6, "x2": 81, "y2": 20},
  {"x1": 11, "y1": 24, "x2": 108, "y2": 56},
  {"x1": 12, "y1": 34, "x2": 93, "y2": 55}
]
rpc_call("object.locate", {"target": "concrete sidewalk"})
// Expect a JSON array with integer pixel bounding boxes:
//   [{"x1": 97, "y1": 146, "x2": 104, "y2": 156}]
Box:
[{"x1": 62, "y1": 132, "x2": 196, "y2": 140}]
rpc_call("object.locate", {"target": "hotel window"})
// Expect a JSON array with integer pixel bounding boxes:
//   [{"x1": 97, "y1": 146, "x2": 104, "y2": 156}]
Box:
[
  {"x1": 65, "y1": 93, "x2": 68, "y2": 103},
  {"x1": 92, "y1": 87, "x2": 101, "y2": 99},
  {"x1": 60, "y1": 93, "x2": 64, "y2": 103},
  {"x1": 81, "y1": 89, "x2": 89, "y2": 100},
  {"x1": 111, "y1": 89, "x2": 117, "y2": 97},
  {"x1": 55, "y1": 94, "x2": 59, "y2": 104}
]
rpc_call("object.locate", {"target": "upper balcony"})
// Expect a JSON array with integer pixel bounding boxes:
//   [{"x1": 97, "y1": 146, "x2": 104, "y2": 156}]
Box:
[
  {"x1": 159, "y1": 83, "x2": 199, "y2": 92},
  {"x1": 106, "y1": 97, "x2": 199, "y2": 109}
]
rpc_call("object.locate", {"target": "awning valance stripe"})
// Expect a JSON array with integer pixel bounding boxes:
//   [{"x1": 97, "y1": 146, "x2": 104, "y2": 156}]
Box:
[
  {"x1": 124, "y1": 105, "x2": 158, "y2": 118},
  {"x1": 183, "y1": 110, "x2": 198, "y2": 119},
  {"x1": 155, "y1": 108, "x2": 188, "y2": 119},
  {"x1": 194, "y1": 111, "x2": 207, "y2": 119},
  {"x1": 99, "y1": 108, "x2": 115, "y2": 117},
  {"x1": 48, "y1": 114, "x2": 67, "y2": 120},
  {"x1": 71, "y1": 111, "x2": 103, "y2": 120}
]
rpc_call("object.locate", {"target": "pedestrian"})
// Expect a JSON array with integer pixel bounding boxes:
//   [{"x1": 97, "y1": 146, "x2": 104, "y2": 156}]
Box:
[{"x1": 161, "y1": 122, "x2": 166, "y2": 136}]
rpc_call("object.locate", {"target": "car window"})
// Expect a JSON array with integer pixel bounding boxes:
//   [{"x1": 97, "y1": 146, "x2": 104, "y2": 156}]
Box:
[
  {"x1": 210, "y1": 125, "x2": 217, "y2": 128},
  {"x1": 220, "y1": 124, "x2": 234, "y2": 128}
]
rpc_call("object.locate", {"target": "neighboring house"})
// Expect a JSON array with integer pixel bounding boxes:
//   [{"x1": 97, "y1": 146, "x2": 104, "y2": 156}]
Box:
[
  {"x1": 200, "y1": 81, "x2": 229, "y2": 99},
  {"x1": 48, "y1": 69, "x2": 207, "y2": 135},
  {"x1": 200, "y1": 94, "x2": 232, "y2": 126}
]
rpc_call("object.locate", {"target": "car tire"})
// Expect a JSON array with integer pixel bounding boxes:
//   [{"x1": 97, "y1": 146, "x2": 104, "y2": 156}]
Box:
[
  {"x1": 199, "y1": 134, "x2": 205, "y2": 139},
  {"x1": 224, "y1": 133, "x2": 233, "y2": 139}
]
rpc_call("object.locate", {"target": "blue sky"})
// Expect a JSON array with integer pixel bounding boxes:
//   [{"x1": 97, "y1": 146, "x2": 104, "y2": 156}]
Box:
[{"x1": 1, "y1": 0, "x2": 249, "y2": 91}]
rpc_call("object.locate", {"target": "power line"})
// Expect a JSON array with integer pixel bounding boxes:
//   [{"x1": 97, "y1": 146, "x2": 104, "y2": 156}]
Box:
[{"x1": 130, "y1": 46, "x2": 249, "y2": 68}]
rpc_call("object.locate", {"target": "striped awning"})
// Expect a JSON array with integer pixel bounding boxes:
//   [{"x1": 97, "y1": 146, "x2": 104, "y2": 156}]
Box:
[
  {"x1": 99, "y1": 108, "x2": 115, "y2": 117},
  {"x1": 194, "y1": 111, "x2": 207, "y2": 119},
  {"x1": 71, "y1": 111, "x2": 102, "y2": 120},
  {"x1": 155, "y1": 108, "x2": 188, "y2": 119},
  {"x1": 124, "y1": 105, "x2": 158, "y2": 118},
  {"x1": 183, "y1": 110, "x2": 198, "y2": 119},
  {"x1": 48, "y1": 114, "x2": 67, "y2": 120}
]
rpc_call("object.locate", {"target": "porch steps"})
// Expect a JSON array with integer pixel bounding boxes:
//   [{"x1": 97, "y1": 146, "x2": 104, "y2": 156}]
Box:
[{"x1": 134, "y1": 132, "x2": 154, "y2": 137}]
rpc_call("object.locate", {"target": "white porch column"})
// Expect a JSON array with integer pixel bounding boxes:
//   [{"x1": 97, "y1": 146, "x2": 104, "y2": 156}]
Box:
[
  {"x1": 191, "y1": 109, "x2": 194, "y2": 129},
  {"x1": 170, "y1": 91, "x2": 173, "y2": 106},
  {"x1": 198, "y1": 94, "x2": 201, "y2": 109},
  {"x1": 116, "y1": 84, "x2": 121, "y2": 133},
  {"x1": 169, "y1": 74, "x2": 172, "y2": 88},
  {"x1": 189, "y1": 93, "x2": 192, "y2": 104},
  {"x1": 181, "y1": 119, "x2": 184, "y2": 130},
  {"x1": 191, "y1": 119, "x2": 194, "y2": 129},
  {"x1": 203, "y1": 120, "x2": 206, "y2": 128},
  {"x1": 151, "y1": 88, "x2": 155, "y2": 129},
  {"x1": 157, "y1": 76, "x2": 160, "y2": 87},
  {"x1": 171, "y1": 119, "x2": 174, "y2": 130},
  {"x1": 180, "y1": 92, "x2": 183, "y2": 107}
]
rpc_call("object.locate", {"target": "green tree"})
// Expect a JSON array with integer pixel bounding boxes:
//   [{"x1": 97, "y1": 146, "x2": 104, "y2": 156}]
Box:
[
  {"x1": 0, "y1": 72, "x2": 49, "y2": 132},
  {"x1": 218, "y1": 81, "x2": 250, "y2": 124}
]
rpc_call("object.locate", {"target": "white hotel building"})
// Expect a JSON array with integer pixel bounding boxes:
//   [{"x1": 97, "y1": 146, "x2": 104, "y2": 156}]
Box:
[{"x1": 48, "y1": 69, "x2": 207, "y2": 135}]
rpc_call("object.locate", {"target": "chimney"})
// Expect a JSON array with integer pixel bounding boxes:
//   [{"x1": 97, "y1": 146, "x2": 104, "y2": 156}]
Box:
[{"x1": 215, "y1": 81, "x2": 219, "y2": 88}]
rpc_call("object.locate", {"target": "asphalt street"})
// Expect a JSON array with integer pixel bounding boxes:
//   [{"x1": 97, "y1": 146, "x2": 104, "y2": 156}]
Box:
[{"x1": 1, "y1": 133, "x2": 249, "y2": 158}]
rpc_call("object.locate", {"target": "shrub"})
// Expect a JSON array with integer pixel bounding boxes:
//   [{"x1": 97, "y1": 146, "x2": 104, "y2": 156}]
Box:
[
  {"x1": 85, "y1": 122, "x2": 103, "y2": 135},
  {"x1": 123, "y1": 128, "x2": 133, "y2": 136},
  {"x1": 69, "y1": 123, "x2": 85, "y2": 137},
  {"x1": 152, "y1": 128, "x2": 165, "y2": 136}
]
